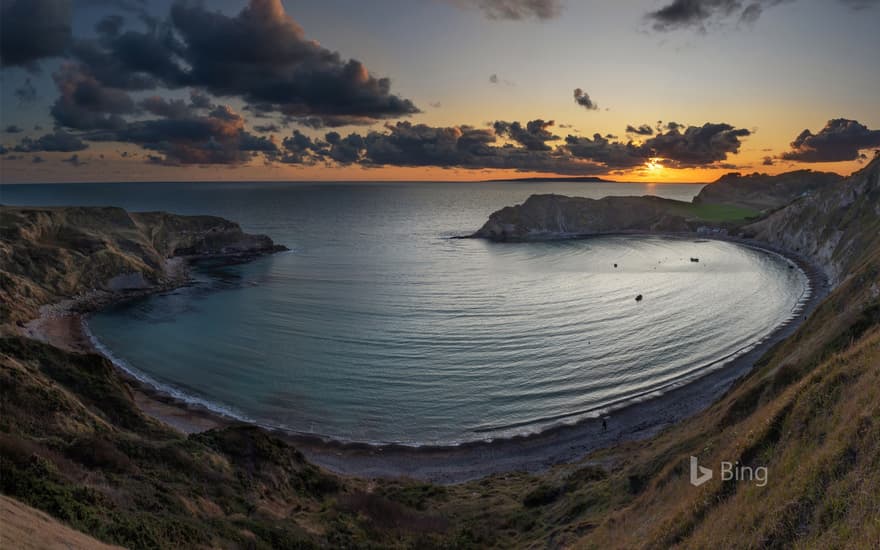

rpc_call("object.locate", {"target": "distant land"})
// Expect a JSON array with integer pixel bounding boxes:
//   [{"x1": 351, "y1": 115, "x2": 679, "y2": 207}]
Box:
[{"x1": 479, "y1": 175, "x2": 612, "y2": 183}]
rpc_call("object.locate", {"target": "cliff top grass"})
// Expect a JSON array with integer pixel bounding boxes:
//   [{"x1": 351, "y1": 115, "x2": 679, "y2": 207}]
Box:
[{"x1": 674, "y1": 202, "x2": 760, "y2": 223}]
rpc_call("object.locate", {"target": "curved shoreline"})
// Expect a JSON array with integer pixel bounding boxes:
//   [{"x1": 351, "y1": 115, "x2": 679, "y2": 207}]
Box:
[{"x1": 25, "y1": 235, "x2": 830, "y2": 484}]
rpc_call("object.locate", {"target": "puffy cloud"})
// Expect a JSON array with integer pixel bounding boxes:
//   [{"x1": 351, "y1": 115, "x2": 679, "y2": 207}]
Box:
[
  {"x1": 451, "y1": 0, "x2": 563, "y2": 20},
  {"x1": 640, "y1": 122, "x2": 751, "y2": 167},
  {"x1": 493, "y1": 119, "x2": 559, "y2": 151},
  {"x1": 99, "y1": 105, "x2": 278, "y2": 165},
  {"x1": 281, "y1": 120, "x2": 607, "y2": 174},
  {"x1": 564, "y1": 133, "x2": 646, "y2": 169},
  {"x1": 50, "y1": 63, "x2": 135, "y2": 130},
  {"x1": 0, "y1": 0, "x2": 72, "y2": 68},
  {"x1": 13, "y1": 130, "x2": 88, "y2": 152},
  {"x1": 37, "y1": 0, "x2": 416, "y2": 133},
  {"x1": 565, "y1": 122, "x2": 751, "y2": 168},
  {"x1": 270, "y1": 118, "x2": 752, "y2": 174},
  {"x1": 780, "y1": 118, "x2": 880, "y2": 162},
  {"x1": 573, "y1": 88, "x2": 598, "y2": 110},
  {"x1": 626, "y1": 124, "x2": 654, "y2": 136},
  {"x1": 166, "y1": 0, "x2": 418, "y2": 125}
]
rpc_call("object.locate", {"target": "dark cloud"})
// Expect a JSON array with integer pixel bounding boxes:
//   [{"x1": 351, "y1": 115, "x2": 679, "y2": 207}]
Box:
[
  {"x1": 0, "y1": 0, "x2": 72, "y2": 69},
  {"x1": 279, "y1": 129, "x2": 324, "y2": 164},
  {"x1": 626, "y1": 124, "x2": 654, "y2": 136},
  {"x1": 166, "y1": 0, "x2": 418, "y2": 125},
  {"x1": 493, "y1": 119, "x2": 559, "y2": 151},
  {"x1": 452, "y1": 0, "x2": 563, "y2": 20},
  {"x1": 269, "y1": 118, "x2": 752, "y2": 174},
  {"x1": 565, "y1": 122, "x2": 751, "y2": 168},
  {"x1": 50, "y1": 63, "x2": 135, "y2": 130},
  {"x1": 12, "y1": 130, "x2": 88, "y2": 152},
  {"x1": 283, "y1": 120, "x2": 607, "y2": 175},
  {"x1": 5, "y1": 125, "x2": 24, "y2": 133},
  {"x1": 647, "y1": 0, "x2": 792, "y2": 31},
  {"x1": 188, "y1": 90, "x2": 214, "y2": 110},
  {"x1": 39, "y1": 0, "x2": 416, "y2": 134},
  {"x1": 489, "y1": 73, "x2": 499, "y2": 84},
  {"x1": 762, "y1": 156, "x2": 774, "y2": 165},
  {"x1": 573, "y1": 88, "x2": 598, "y2": 110},
  {"x1": 93, "y1": 104, "x2": 279, "y2": 165},
  {"x1": 647, "y1": 0, "x2": 874, "y2": 31},
  {"x1": 640, "y1": 122, "x2": 751, "y2": 167},
  {"x1": 780, "y1": 118, "x2": 880, "y2": 162},
  {"x1": 564, "y1": 133, "x2": 646, "y2": 169},
  {"x1": 139, "y1": 96, "x2": 193, "y2": 119},
  {"x1": 254, "y1": 123, "x2": 281, "y2": 134},
  {"x1": 95, "y1": 14, "x2": 126, "y2": 39}
]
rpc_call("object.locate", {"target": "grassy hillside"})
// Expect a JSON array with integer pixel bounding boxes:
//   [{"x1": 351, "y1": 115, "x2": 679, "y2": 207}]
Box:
[
  {"x1": 2, "y1": 159, "x2": 879, "y2": 548},
  {"x1": 0, "y1": 206, "x2": 283, "y2": 327},
  {"x1": 694, "y1": 169, "x2": 842, "y2": 211}
]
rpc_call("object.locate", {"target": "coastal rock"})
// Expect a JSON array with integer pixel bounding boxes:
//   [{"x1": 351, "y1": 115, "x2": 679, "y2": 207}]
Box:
[
  {"x1": 0, "y1": 206, "x2": 286, "y2": 326},
  {"x1": 741, "y1": 156, "x2": 880, "y2": 285},
  {"x1": 694, "y1": 169, "x2": 842, "y2": 211},
  {"x1": 472, "y1": 194, "x2": 691, "y2": 240}
]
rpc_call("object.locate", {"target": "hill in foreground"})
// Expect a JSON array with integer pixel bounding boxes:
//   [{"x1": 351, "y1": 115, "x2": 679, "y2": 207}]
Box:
[{"x1": 0, "y1": 158, "x2": 878, "y2": 548}]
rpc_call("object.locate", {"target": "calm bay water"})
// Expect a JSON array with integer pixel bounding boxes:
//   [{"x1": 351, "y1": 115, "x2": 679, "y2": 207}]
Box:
[{"x1": 1, "y1": 181, "x2": 808, "y2": 445}]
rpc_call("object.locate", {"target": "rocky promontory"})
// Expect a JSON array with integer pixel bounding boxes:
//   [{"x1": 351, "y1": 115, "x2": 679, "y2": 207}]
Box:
[
  {"x1": 471, "y1": 194, "x2": 693, "y2": 240},
  {"x1": 0, "y1": 206, "x2": 286, "y2": 326},
  {"x1": 693, "y1": 169, "x2": 842, "y2": 211}
]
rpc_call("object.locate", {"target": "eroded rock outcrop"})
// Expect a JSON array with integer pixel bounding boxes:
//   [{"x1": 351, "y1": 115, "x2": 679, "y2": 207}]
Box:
[
  {"x1": 0, "y1": 206, "x2": 286, "y2": 325},
  {"x1": 694, "y1": 169, "x2": 842, "y2": 211},
  {"x1": 741, "y1": 156, "x2": 880, "y2": 285}
]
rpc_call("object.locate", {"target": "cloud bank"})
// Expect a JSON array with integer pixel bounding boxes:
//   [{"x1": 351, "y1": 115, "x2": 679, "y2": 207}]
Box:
[{"x1": 780, "y1": 118, "x2": 880, "y2": 162}]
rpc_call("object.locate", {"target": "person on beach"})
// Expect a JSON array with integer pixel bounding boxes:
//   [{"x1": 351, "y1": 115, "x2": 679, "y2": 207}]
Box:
[{"x1": 602, "y1": 417, "x2": 607, "y2": 432}]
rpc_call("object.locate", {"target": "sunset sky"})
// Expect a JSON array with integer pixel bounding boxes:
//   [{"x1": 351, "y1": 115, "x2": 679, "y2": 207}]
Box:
[{"x1": 1, "y1": 0, "x2": 878, "y2": 183}]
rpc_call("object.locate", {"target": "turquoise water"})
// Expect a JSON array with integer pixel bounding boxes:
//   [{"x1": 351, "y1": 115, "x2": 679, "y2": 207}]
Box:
[{"x1": 1, "y1": 181, "x2": 808, "y2": 445}]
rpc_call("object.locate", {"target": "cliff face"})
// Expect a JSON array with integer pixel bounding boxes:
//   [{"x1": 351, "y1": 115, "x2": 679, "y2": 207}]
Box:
[
  {"x1": 472, "y1": 194, "x2": 691, "y2": 240},
  {"x1": 741, "y1": 157, "x2": 880, "y2": 285},
  {"x1": 0, "y1": 206, "x2": 285, "y2": 326},
  {"x1": 694, "y1": 169, "x2": 842, "y2": 211}
]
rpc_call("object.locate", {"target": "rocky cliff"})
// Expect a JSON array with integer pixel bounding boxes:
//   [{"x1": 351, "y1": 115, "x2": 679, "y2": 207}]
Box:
[
  {"x1": 694, "y1": 169, "x2": 842, "y2": 211},
  {"x1": 472, "y1": 194, "x2": 692, "y2": 240},
  {"x1": 741, "y1": 156, "x2": 880, "y2": 285},
  {"x1": 0, "y1": 206, "x2": 285, "y2": 326}
]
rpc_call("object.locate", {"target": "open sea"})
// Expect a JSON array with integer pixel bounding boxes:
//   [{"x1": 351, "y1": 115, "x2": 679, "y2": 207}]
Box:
[{"x1": 0, "y1": 181, "x2": 809, "y2": 445}]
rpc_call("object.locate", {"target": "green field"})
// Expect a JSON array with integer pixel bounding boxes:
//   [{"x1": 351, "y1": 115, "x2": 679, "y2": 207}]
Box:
[{"x1": 676, "y1": 202, "x2": 761, "y2": 222}]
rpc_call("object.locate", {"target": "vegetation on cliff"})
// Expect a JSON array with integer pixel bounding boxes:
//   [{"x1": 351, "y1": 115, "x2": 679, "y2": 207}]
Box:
[
  {"x1": 0, "y1": 206, "x2": 284, "y2": 327},
  {"x1": 1, "y1": 159, "x2": 879, "y2": 547},
  {"x1": 694, "y1": 169, "x2": 842, "y2": 211}
]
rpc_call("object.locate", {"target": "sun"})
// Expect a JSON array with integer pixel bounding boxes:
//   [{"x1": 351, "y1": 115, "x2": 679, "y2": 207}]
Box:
[{"x1": 645, "y1": 158, "x2": 664, "y2": 172}]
